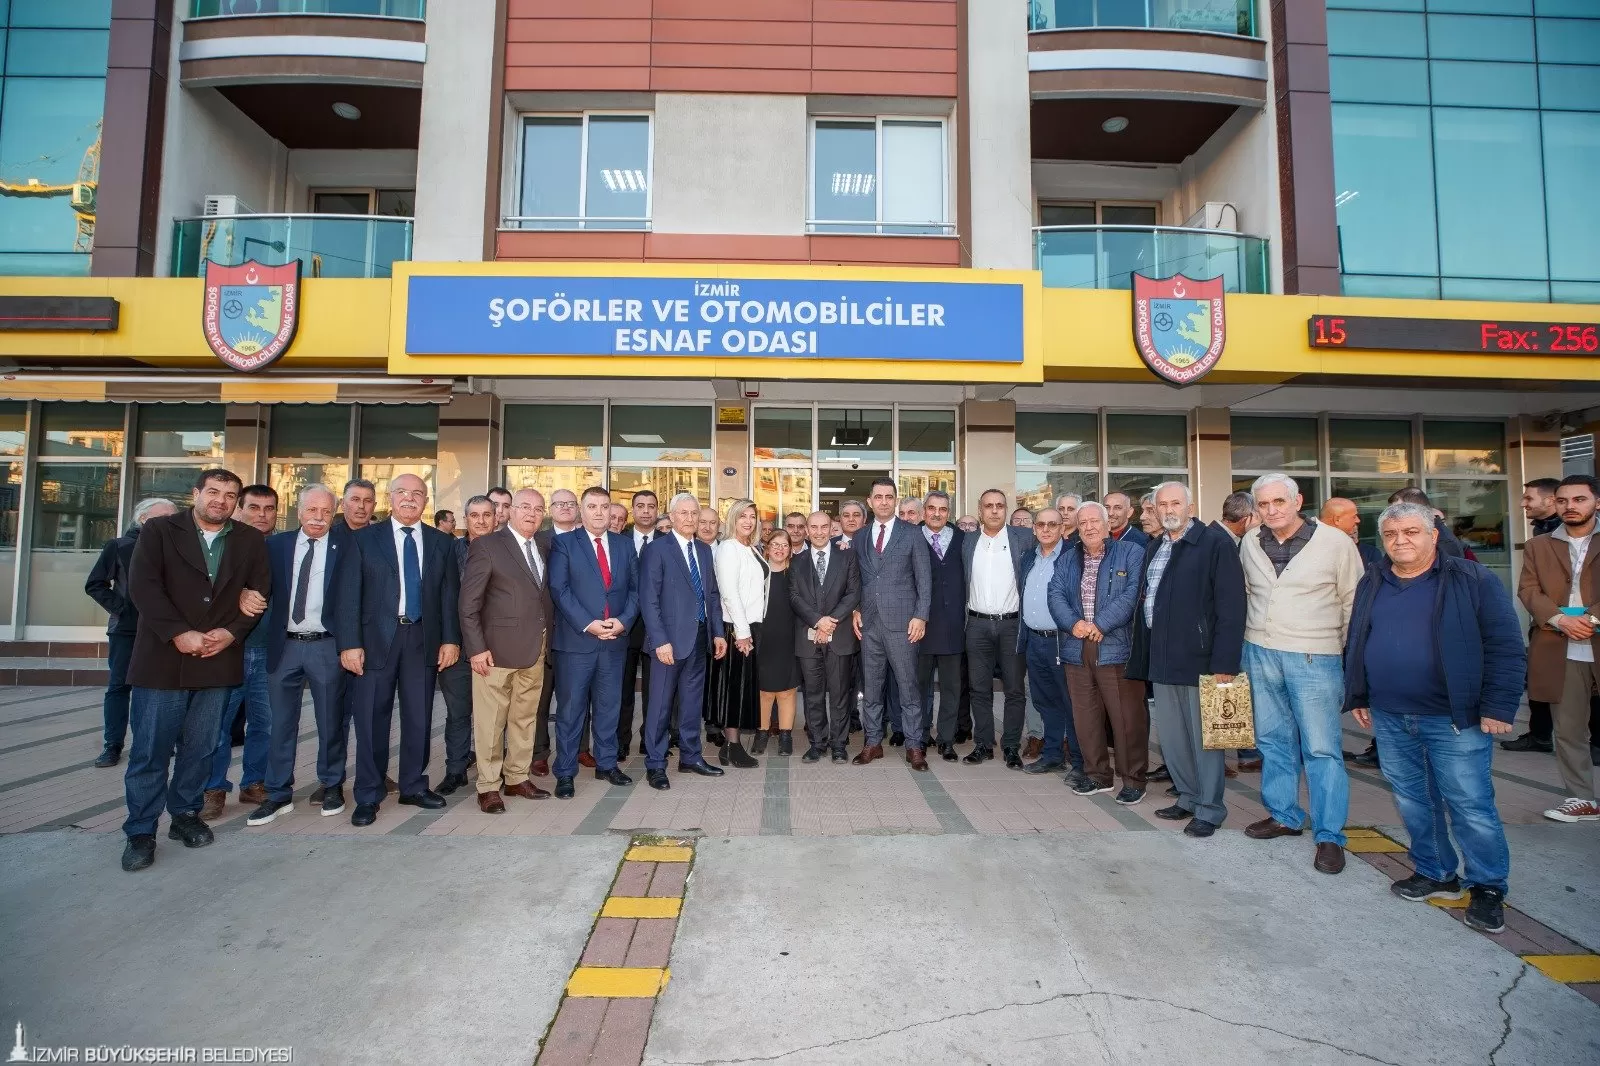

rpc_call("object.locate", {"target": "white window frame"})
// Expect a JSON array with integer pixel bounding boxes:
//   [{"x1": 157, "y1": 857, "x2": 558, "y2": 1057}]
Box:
[
  {"x1": 807, "y1": 115, "x2": 953, "y2": 236},
  {"x1": 506, "y1": 111, "x2": 654, "y2": 231}
]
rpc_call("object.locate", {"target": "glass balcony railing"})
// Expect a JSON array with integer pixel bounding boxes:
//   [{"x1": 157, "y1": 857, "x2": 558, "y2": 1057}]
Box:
[
  {"x1": 1029, "y1": 0, "x2": 1256, "y2": 36},
  {"x1": 1035, "y1": 225, "x2": 1270, "y2": 294},
  {"x1": 190, "y1": 1, "x2": 425, "y2": 19},
  {"x1": 170, "y1": 215, "x2": 414, "y2": 279}
]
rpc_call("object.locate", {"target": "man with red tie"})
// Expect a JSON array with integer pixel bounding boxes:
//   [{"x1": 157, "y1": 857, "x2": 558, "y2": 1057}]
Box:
[{"x1": 547, "y1": 486, "x2": 640, "y2": 800}]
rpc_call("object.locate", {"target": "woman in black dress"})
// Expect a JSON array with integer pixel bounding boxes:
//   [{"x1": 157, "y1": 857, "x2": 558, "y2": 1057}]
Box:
[
  {"x1": 710, "y1": 499, "x2": 767, "y2": 767},
  {"x1": 753, "y1": 530, "x2": 800, "y2": 755}
]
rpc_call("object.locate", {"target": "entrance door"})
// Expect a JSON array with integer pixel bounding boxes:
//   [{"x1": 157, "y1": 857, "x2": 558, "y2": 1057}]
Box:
[{"x1": 816, "y1": 467, "x2": 891, "y2": 517}]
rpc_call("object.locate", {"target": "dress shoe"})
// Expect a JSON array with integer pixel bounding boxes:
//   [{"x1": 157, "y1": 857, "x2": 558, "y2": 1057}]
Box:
[
  {"x1": 1245, "y1": 817, "x2": 1303, "y2": 839},
  {"x1": 1023, "y1": 737, "x2": 1044, "y2": 760},
  {"x1": 802, "y1": 745, "x2": 825, "y2": 762},
  {"x1": 1235, "y1": 758, "x2": 1262, "y2": 772},
  {"x1": 1499, "y1": 732, "x2": 1552, "y2": 753},
  {"x1": 906, "y1": 747, "x2": 929, "y2": 772},
  {"x1": 677, "y1": 760, "x2": 724, "y2": 777},
  {"x1": 246, "y1": 799, "x2": 293, "y2": 826},
  {"x1": 320, "y1": 785, "x2": 345, "y2": 817},
  {"x1": 1003, "y1": 748, "x2": 1023, "y2": 770},
  {"x1": 121, "y1": 834, "x2": 156, "y2": 872},
  {"x1": 938, "y1": 743, "x2": 958, "y2": 762},
  {"x1": 1023, "y1": 759, "x2": 1064, "y2": 776},
  {"x1": 351, "y1": 802, "x2": 379, "y2": 826},
  {"x1": 1153, "y1": 804, "x2": 1190, "y2": 821},
  {"x1": 889, "y1": 731, "x2": 905, "y2": 747},
  {"x1": 505, "y1": 780, "x2": 550, "y2": 800},
  {"x1": 239, "y1": 782, "x2": 268, "y2": 805},
  {"x1": 647, "y1": 769, "x2": 671, "y2": 790},
  {"x1": 310, "y1": 784, "x2": 327, "y2": 804},
  {"x1": 577, "y1": 752, "x2": 597, "y2": 768},
  {"x1": 963, "y1": 746, "x2": 993, "y2": 765},
  {"x1": 1148, "y1": 764, "x2": 1172, "y2": 782},
  {"x1": 617, "y1": 745, "x2": 631, "y2": 760},
  {"x1": 167, "y1": 813, "x2": 214, "y2": 848},
  {"x1": 831, "y1": 750, "x2": 848, "y2": 763},
  {"x1": 384, "y1": 775, "x2": 398, "y2": 795},
  {"x1": 1165, "y1": 785, "x2": 1179, "y2": 797},
  {"x1": 398, "y1": 790, "x2": 447, "y2": 810},
  {"x1": 554, "y1": 777, "x2": 576, "y2": 799},
  {"x1": 778, "y1": 732, "x2": 793, "y2": 757},
  {"x1": 477, "y1": 791, "x2": 506, "y2": 814},
  {"x1": 531, "y1": 759, "x2": 550, "y2": 777},
  {"x1": 596, "y1": 767, "x2": 633, "y2": 786},
  {"x1": 1184, "y1": 818, "x2": 1219, "y2": 838},
  {"x1": 751, "y1": 730, "x2": 769, "y2": 755},
  {"x1": 1351, "y1": 741, "x2": 1380, "y2": 768},
  {"x1": 851, "y1": 744, "x2": 883, "y2": 766},
  {"x1": 94, "y1": 745, "x2": 122, "y2": 769},
  {"x1": 1314, "y1": 842, "x2": 1346, "y2": 874},
  {"x1": 436, "y1": 772, "x2": 468, "y2": 796},
  {"x1": 199, "y1": 789, "x2": 227, "y2": 822}
]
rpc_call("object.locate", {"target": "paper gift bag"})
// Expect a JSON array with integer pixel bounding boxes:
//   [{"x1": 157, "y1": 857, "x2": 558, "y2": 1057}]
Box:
[{"x1": 1199, "y1": 672, "x2": 1255, "y2": 750}]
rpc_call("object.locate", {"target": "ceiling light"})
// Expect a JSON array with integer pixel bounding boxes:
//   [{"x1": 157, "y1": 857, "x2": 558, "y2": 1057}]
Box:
[
  {"x1": 620, "y1": 433, "x2": 665, "y2": 445},
  {"x1": 1101, "y1": 116, "x2": 1129, "y2": 133},
  {"x1": 332, "y1": 101, "x2": 362, "y2": 121},
  {"x1": 830, "y1": 172, "x2": 876, "y2": 197},
  {"x1": 600, "y1": 169, "x2": 647, "y2": 193}
]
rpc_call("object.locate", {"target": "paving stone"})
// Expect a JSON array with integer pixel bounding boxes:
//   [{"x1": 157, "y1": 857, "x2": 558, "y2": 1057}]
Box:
[
  {"x1": 580, "y1": 918, "x2": 635, "y2": 967},
  {"x1": 535, "y1": 998, "x2": 607, "y2": 1066},
  {"x1": 623, "y1": 918, "x2": 678, "y2": 969}
]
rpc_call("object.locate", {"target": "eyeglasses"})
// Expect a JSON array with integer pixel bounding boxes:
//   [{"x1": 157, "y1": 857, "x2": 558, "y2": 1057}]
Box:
[{"x1": 552, "y1": 500, "x2": 578, "y2": 507}]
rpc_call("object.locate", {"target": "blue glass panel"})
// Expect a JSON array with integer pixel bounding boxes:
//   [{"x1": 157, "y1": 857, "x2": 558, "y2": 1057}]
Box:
[
  {"x1": 1534, "y1": 0, "x2": 1598, "y2": 14},
  {"x1": 1430, "y1": 60, "x2": 1537, "y2": 107},
  {"x1": 1340, "y1": 274, "x2": 1442, "y2": 298},
  {"x1": 1441, "y1": 277, "x2": 1551, "y2": 301},
  {"x1": 1433, "y1": 108, "x2": 1546, "y2": 280},
  {"x1": 517, "y1": 117, "x2": 580, "y2": 228},
  {"x1": 9, "y1": 0, "x2": 110, "y2": 26},
  {"x1": 5, "y1": 29, "x2": 109, "y2": 76},
  {"x1": 1552, "y1": 281, "x2": 1600, "y2": 303},
  {"x1": 1332, "y1": 104, "x2": 1439, "y2": 277},
  {"x1": 0, "y1": 77, "x2": 103, "y2": 255},
  {"x1": 1329, "y1": 58, "x2": 1430, "y2": 103},
  {"x1": 582, "y1": 115, "x2": 649, "y2": 228},
  {"x1": 1326, "y1": 0, "x2": 1422, "y2": 9},
  {"x1": 1540, "y1": 65, "x2": 1600, "y2": 109},
  {"x1": 1427, "y1": 0, "x2": 1530, "y2": 12},
  {"x1": 812, "y1": 120, "x2": 876, "y2": 231},
  {"x1": 1326, "y1": 11, "x2": 1427, "y2": 56},
  {"x1": 1542, "y1": 111, "x2": 1600, "y2": 284},
  {"x1": 0, "y1": 251, "x2": 89, "y2": 275},
  {"x1": 1535, "y1": 19, "x2": 1600, "y2": 65},
  {"x1": 1427, "y1": 15, "x2": 1534, "y2": 61}
]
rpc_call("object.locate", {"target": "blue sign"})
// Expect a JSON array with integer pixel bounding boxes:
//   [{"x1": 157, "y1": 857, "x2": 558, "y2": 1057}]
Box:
[{"x1": 404, "y1": 275, "x2": 1025, "y2": 363}]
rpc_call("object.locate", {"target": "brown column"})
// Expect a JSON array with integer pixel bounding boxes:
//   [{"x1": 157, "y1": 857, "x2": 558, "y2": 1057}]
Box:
[
  {"x1": 1270, "y1": 0, "x2": 1340, "y2": 295},
  {"x1": 91, "y1": 0, "x2": 174, "y2": 278}
]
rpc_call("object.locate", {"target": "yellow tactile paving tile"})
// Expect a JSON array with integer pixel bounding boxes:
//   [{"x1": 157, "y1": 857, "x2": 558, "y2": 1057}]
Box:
[
  {"x1": 1523, "y1": 954, "x2": 1600, "y2": 984},
  {"x1": 602, "y1": 896, "x2": 684, "y2": 919},
  {"x1": 626, "y1": 845, "x2": 692, "y2": 863},
  {"x1": 1344, "y1": 828, "x2": 1384, "y2": 838},
  {"x1": 567, "y1": 966, "x2": 670, "y2": 998},
  {"x1": 1427, "y1": 895, "x2": 1469, "y2": 910},
  {"x1": 1345, "y1": 837, "x2": 1407, "y2": 853}
]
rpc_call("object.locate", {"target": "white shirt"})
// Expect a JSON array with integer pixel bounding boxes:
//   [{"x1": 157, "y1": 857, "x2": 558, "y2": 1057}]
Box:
[
  {"x1": 287, "y1": 531, "x2": 328, "y2": 633},
  {"x1": 509, "y1": 527, "x2": 543, "y2": 583},
  {"x1": 588, "y1": 528, "x2": 611, "y2": 576},
  {"x1": 969, "y1": 528, "x2": 1020, "y2": 614},
  {"x1": 1563, "y1": 531, "x2": 1594, "y2": 664},
  {"x1": 392, "y1": 519, "x2": 425, "y2": 618},
  {"x1": 673, "y1": 530, "x2": 699, "y2": 571},
  {"x1": 634, "y1": 526, "x2": 654, "y2": 557},
  {"x1": 870, "y1": 516, "x2": 897, "y2": 552}
]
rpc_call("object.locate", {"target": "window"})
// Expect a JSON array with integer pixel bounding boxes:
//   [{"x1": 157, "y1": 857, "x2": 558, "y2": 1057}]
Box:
[
  {"x1": 810, "y1": 118, "x2": 950, "y2": 235},
  {"x1": 1330, "y1": 417, "x2": 1413, "y2": 550},
  {"x1": 1015, "y1": 411, "x2": 1099, "y2": 512},
  {"x1": 1231, "y1": 416, "x2": 1323, "y2": 517},
  {"x1": 133, "y1": 404, "x2": 223, "y2": 522},
  {"x1": 266, "y1": 404, "x2": 441, "y2": 528},
  {"x1": 30, "y1": 400, "x2": 123, "y2": 626},
  {"x1": 753, "y1": 406, "x2": 958, "y2": 521},
  {"x1": 513, "y1": 114, "x2": 651, "y2": 230},
  {"x1": 1424, "y1": 420, "x2": 1509, "y2": 585}
]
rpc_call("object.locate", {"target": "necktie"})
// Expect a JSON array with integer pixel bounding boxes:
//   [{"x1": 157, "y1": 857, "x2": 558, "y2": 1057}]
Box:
[
  {"x1": 594, "y1": 536, "x2": 612, "y2": 588},
  {"x1": 875, "y1": 523, "x2": 886, "y2": 553},
  {"x1": 524, "y1": 536, "x2": 542, "y2": 588},
  {"x1": 291, "y1": 537, "x2": 316, "y2": 624},
  {"x1": 401, "y1": 526, "x2": 421, "y2": 622},
  {"x1": 687, "y1": 543, "x2": 706, "y2": 623},
  {"x1": 932, "y1": 531, "x2": 945, "y2": 561},
  {"x1": 815, "y1": 549, "x2": 827, "y2": 586}
]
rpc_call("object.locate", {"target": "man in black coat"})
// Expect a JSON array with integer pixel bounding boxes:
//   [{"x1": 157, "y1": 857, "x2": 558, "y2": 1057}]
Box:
[
  {"x1": 917, "y1": 491, "x2": 967, "y2": 759},
  {"x1": 84, "y1": 497, "x2": 177, "y2": 768},
  {"x1": 791, "y1": 510, "x2": 861, "y2": 763},
  {"x1": 120, "y1": 470, "x2": 270, "y2": 872}
]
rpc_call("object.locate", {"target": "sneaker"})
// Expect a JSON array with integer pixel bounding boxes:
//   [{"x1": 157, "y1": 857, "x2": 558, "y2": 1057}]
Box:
[
  {"x1": 1068, "y1": 771, "x2": 1113, "y2": 797},
  {"x1": 310, "y1": 784, "x2": 326, "y2": 805},
  {"x1": 1114, "y1": 786, "x2": 1145, "y2": 806},
  {"x1": 121, "y1": 834, "x2": 155, "y2": 872},
  {"x1": 321, "y1": 785, "x2": 346, "y2": 817},
  {"x1": 1543, "y1": 797, "x2": 1600, "y2": 823},
  {"x1": 94, "y1": 745, "x2": 122, "y2": 769},
  {"x1": 1390, "y1": 873, "x2": 1465, "y2": 902},
  {"x1": 246, "y1": 799, "x2": 293, "y2": 827},
  {"x1": 1463, "y1": 886, "x2": 1506, "y2": 934}
]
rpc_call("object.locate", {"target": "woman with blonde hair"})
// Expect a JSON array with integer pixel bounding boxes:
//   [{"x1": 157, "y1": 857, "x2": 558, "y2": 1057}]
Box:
[
  {"x1": 753, "y1": 529, "x2": 801, "y2": 755},
  {"x1": 710, "y1": 499, "x2": 768, "y2": 767}
]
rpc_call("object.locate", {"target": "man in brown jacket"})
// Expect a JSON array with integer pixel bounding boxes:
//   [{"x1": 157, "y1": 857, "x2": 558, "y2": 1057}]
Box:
[
  {"x1": 460, "y1": 488, "x2": 553, "y2": 812},
  {"x1": 121, "y1": 469, "x2": 271, "y2": 872},
  {"x1": 1519, "y1": 474, "x2": 1600, "y2": 822}
]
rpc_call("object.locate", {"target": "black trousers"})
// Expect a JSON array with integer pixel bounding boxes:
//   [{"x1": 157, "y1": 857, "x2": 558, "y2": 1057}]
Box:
[
  {"x1": 619, "y1": 636, "x2": 652, "y2": 752},
  {"x1": 438, "y1": 658, "x2": 473, "y2": 776},
  {"x1": 800, "y1": 649, "x2": 855, "y2": 753},
  {"x1": 350, "y1": 623, "x2": 436, "y2": 806},
  {"x1": 966, "y1": 615, "x2": 1026, "y2": 751},
  {"x1": 919, "y1": 652, "x2": 964, "y2": 745}
]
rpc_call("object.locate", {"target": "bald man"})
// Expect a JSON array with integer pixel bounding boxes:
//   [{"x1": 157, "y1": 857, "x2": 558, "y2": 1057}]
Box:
[{"x1": 1322, "y1": 498, "x2": 1381, "y2": 568}]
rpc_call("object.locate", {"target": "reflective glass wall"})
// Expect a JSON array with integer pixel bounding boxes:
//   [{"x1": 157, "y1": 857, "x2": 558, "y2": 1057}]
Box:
[{"x1": 1329, "y1": 0, "x2": 1600, "y2": 303}]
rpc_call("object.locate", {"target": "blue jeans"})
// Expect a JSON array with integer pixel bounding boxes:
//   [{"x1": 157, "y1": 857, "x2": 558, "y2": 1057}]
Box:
[
  {"x1": 207, "y1": 644, "x2": 271, "y2": 793},
  {"x1": 1024, "y1": 628, "x2": 1081, "y2": 770},
  {"x1": 1372, "y1": 711, "x2": 1511, "y2": 894},
  {"x1": 1242, "y1": 642, "x2": 1349, "y2": 846},
  {"x1": 123, "y1": 687, "x2": 229, "y2": 837},
  {"x1": 102, "y1": 631, "x2": 135, "y2": 751}
]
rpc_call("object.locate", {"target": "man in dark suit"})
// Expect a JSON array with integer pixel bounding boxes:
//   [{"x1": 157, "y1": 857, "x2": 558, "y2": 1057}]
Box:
[
  {"x1": 247, "y1": 484, "x2": 353, "y2": 825},
  {"x1": 851, "y1": 478, "x2": 932, "y2": 769},
  {"x1": 547, "y1": 485, "x2": 639, "y2": 799},
  {"x1": 620, "y1": 488, "x2": 661, "y2": 758},
  {"x1": 532, "y1": 489, "x2": 589, "y2": 775},
  {"x1": 85, "y1": 497, "x2": 178, "y2": 768},
  {"x1": 335, "y1": 473, "x2": 461, "y2": 826},
  {"x1": 460, "y1": 488, "x2": 553, "y2": 812},
  {"x1": 639, "y1": 491, "x2": 728, "y2": 789},
  {"x1": 120, "y1": 469, "x2": 270, "y2": 872},
  {"x1": 962, "y1": 488, "x2": 1035, "y2": 767},
  {"x1": 791, "y1": 509, "x2": 860, "y2": 763},
  {"x1": 917, "y1": 491, "x2": 967, "y2": 760}
]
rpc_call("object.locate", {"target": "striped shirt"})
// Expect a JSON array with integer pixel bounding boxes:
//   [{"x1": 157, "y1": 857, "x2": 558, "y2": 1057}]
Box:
[
  {"x1": 1143, "y1": 521, "x2": 1191, "y2": 627},
  {"x1": 1081, "y1": 548, "x2": 1105, "y2": 623}
]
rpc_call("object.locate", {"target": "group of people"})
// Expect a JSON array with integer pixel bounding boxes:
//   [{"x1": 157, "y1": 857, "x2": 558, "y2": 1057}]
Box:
[{"x1": 87, "y1": 462, "x2": 1600, "y2": 940}]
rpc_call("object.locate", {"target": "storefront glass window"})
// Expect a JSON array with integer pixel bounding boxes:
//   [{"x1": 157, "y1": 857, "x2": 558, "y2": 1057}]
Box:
[
  {"x1": 610, "y1": 466, "x2": 710, "y2": 511},
  {"x1": 898, "y1": 469, "x2": 956, "y2": 502},
  {"x1": 897, "y1": 410, "x2": 957, "y2": 466},
  {"x1": 608, "y1": 405, "x2": 711, "y2": 463},
  {"x1": 1015, "y1": 412, "x2": 1098, "y2": 468},
  {"x1": 136, "y1": 404, "x2": 224, "y2": 459},
  {"x1": 1016, "y1": 470, "x2": 1098, "y2": 514},
  {"x1": 270, "y1": 404, "x2": 351, "y2": 460},
  {"x1": 1329, "y1": 418, "x2": 1412, "y2": 474},
  {"x1": 503, "y1": 466, "x2": 605, "y2": 512},
  {"x1": 753, "y1": 467, "x2": 814, "y2": 525},
  {"x1": 1426, "y1": 476, "x2": 1510, "y2": 584},
  {"x1": 753, "y1": 408, "x2": 813, "y2": 462},
  {"x1": 40, "y1": 402, "x2": 122, "y2": 457},
  {"x1": 503, "y1": 404, "x2": 603, "y2": 462},
  {"x1": 0, "y1": 462, "x2": 20, "y2": 625},
  {"x1": 134, "y1": 466, "x2": 203, "y2": 507},
  {"x1": 1330, "y1": 476, "x2": 1406, "y2": 548},
  {"x1": 1109, "y1": 471, "x2": 1187, "y2": 506},
  {"x1": 0, "y1": 402, "x2": 25, "y2": 455},
  {"x1": 358, "y1": 404, "x2": 438, "y2": 461},
  {"x1": 270, "y1": 463, "x2": 351, "y2": 525},
  {"x1": 1107, "y1": 413, "x2": 1186, "y2": 469},
  {"x1": 1232, "y1": 416, "x2": 1320, "y2": 472},
  {"x1": 1423, "y1": 419, "x2": 1504, "y2": 475},
  {"x1": 359, "y1": 464, "x2": 436, "y2": 522},
  {"x1": 27, "y1": 461, "x2": 119, "y2": 626},
  {"x1": 818, "y1": 408, "x2": 893, "y2": 466},
  {"x1": 1234, "y1": 474, "x2": 1324, "y2": 517}
]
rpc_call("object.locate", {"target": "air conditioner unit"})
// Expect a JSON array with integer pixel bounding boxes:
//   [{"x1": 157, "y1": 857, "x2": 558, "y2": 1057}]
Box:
[
  {"x1": 1183, "y1": 201, "x2": 1239, "y2": 231},
  {"x1": 203, "y1": 194, "x2": 256, "y2": 217}
]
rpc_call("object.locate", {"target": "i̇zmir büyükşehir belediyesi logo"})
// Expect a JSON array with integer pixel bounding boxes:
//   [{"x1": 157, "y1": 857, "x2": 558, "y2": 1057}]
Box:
[
  {"x1": 1132, "y1": 272, "x2": 1226, "y2": 386},
  {"x1": 203, "y1": 259, "x2": 301, "y2": 373}
]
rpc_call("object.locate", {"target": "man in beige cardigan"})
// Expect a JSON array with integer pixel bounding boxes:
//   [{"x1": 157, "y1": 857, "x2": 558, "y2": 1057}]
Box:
[{"x1": 1239, "y1": 473, "x2": 1365, "y2": 875}]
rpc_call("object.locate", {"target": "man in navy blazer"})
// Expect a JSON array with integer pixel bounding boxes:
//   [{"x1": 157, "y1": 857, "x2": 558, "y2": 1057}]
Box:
[
  {"x1": 246, "y1": 485, "x2": 352, "y2": 825},
  {"x1": 547, "y1": 485, "x2": 640, "y2": 799},
  {"x1": 638, "y1": 491, "x2": 728, "y2": 790},
  {"x1": 334, "y1": 474, "x2": 461, "y2": 826}
]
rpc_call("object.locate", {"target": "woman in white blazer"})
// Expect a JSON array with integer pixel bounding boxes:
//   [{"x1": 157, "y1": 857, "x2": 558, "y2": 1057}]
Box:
[{"x1": 709, "y1": 499, "x2": 768, "y2": 767}]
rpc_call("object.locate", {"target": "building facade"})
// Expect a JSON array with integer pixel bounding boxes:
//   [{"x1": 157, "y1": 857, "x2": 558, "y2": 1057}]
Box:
[{"x1": 0, "y1": 0, "x2": 1594, "y2": 640}]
